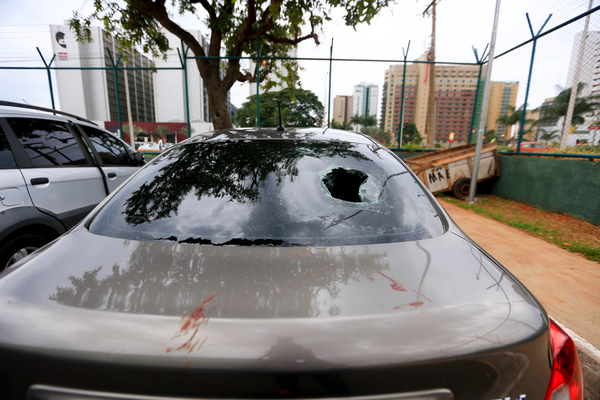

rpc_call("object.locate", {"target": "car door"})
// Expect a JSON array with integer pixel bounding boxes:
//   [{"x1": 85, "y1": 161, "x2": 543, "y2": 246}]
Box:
[
  {"x1": 77, "y1": 124, "x2": 140, "y2": 192},
  {"x1": 0, "y1": 124, "x2": 35, "y2": 226},
  {"x1": 5, "y1": 117, "x2": 107, "y2": 229}
]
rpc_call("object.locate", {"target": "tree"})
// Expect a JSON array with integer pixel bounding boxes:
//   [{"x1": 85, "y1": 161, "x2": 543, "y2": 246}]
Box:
[
  {"x1": 178, "y1": 126, "x2": 195, "y2": 138},
  {"x1": 401, "y1": 122, "x2": 422, "y2": 145},
  {"x1": 122, "y1": 123, "x2": 147, "y2": 139},
  {"x1": 496, "y1": 104, "x2": 535, "y2": 142},
  {"x1": 71, "y1": 0, "x2": 391, "y2": 130},
  {"x1": 234, "y1": 88, "x2": 323, "y2": 127},
  {"x1": 537, "y1": 84, "x2": 600, "y2": 147},
  {"x1": 330, "y1": 119, "x2": 352, "y2": 131},
  {"x1": 156, "y1": 125, "x2": 170, "y2": 137},
  {"x1": 362, "y1": 126, "x2": 391, "y2": 146},
  {"x1": 483, "y1": 129, "x2": 496, "y2": 143},
  {"x1": 350, "y1": 114, "x2": 377, "y2": 128},
  {"x1": 538, "y1": 128, "x2": 559, "y2": 143}
]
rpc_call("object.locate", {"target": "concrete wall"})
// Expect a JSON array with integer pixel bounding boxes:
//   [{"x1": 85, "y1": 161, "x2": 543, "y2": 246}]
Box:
[
  {"x1": 395, "y1": 151, "x2": 600, "y2": 227},
  {"x1": 489, "y1": 156, "x2": 600, "y2": 227}
]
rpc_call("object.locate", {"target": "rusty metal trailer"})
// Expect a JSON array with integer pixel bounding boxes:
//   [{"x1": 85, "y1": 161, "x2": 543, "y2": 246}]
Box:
[{"x1": 403, "y1": 143, "x2": 500, "y2": 198}]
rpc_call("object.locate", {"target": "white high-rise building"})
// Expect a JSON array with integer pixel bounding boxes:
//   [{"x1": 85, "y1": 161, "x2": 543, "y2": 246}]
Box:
[
  {"x1": 49, "y1": 23, "x2": 155, "y2": 125},
  {"x1": 352, "y1": 83, "x2": 378, "y2": 128},
  {"x1": 153, "y1": 30, "x2": 212, "y2": 130},
  {"x1": 249, "y1": 47, "x2": 298, "y2": 97},
  {"x1": 559, "y1": 30, "x2": 600, "y2": 145}
]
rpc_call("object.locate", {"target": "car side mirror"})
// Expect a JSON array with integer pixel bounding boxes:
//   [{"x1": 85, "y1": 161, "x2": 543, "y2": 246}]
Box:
[{"x1": 134, "y1": 152, "x2": 145, "y2": 166}]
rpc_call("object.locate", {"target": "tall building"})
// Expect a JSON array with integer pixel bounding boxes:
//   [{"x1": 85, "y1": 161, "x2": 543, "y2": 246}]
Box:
[
  {"x1": 332, "y1": 95, "x2": 353, "y2": 125},
  {"x1": 352, "y1": 83, "x2": 378, "y2": 123},
  {"x1": 152, "y1": 30, "x2": 213, "y2": 125},
  {"x1": 485, "y1": 81, "x2": 519, "y2": 141},
  {"x1": 561, "y1": 30, "x2": 600, "y2": 145},
  {"x1": 49, "y1": 23, "x2": 155, "y2": 124},
  {"x1": 381, "y1": 53, "x2": 521, "y2": 146},
  {"x1": 567, "y1": 31, "x2": 600, "y2": 98},
  {"x1": 381, "y1": 63, "x2": 421, "y2": 137},
  {"x1": 249, "y1": 47, "x2": 298, "y2": 97}
]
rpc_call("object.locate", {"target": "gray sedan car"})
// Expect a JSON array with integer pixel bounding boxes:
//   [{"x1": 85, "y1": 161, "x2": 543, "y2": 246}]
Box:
[{"x1": 0, "y1": 128, "x2": 582, "y2": 399}]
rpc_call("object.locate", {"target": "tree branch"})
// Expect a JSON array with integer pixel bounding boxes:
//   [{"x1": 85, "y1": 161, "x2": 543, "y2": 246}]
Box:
[
  {"x1": 145, "y1": 0, "x2": 208, "y2": 63},
  {"x1": 265, "y1": 32, "x2": 320, "y2": 46},
  {"x1": 191, "y1": 0, "x2": 218, "y2": 21}
]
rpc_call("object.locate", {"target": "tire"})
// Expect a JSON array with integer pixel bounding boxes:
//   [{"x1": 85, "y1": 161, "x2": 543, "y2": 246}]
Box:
[
  {"x1": 452, "y1": 177, "x2": 471, "y2": 199},
  {"x1": 0, "y1": 234, "x2": 49, "y2": 271}
]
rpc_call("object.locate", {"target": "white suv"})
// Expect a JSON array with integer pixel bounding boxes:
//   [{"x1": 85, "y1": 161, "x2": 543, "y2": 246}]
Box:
[{"x1": 0, "y1": 101, "x2": 144, "y2": 269}]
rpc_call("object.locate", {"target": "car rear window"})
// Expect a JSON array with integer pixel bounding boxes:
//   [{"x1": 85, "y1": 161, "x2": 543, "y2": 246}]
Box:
[{"x1": 89, "y1": 140, "x2": 444, "y2": 246}]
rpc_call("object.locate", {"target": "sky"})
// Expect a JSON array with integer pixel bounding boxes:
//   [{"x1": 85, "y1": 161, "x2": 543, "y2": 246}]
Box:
[{"x1": 0, "y1": 0, "x2": 598, "y2": 120}]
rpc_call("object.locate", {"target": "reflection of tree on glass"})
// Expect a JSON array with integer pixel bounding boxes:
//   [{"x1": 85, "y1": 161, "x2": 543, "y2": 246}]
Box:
[
  {"x1": 122, "y1": 140, "x2": 369, "y2": 226},
  {"x1": 89, "y1": 138, "x2": 442, "y2": 248}
]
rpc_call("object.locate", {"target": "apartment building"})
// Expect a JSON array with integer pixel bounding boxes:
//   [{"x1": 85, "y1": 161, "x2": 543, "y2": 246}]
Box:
[
  {"x1": 485, "y1": 81, "x2": 519, "y2": 141},
  {"x1": 332, "y1": 95, "x2": 353, "y2": 125},
  {"x1": 381, "y1": 53, "x2": 488, "y2": 145},
  {"x1": 49, "y1": 23, "x2": 155, "y2": 125},
  {"x1": 352, "y1": 83, "x2": 379, "y2": 121}
]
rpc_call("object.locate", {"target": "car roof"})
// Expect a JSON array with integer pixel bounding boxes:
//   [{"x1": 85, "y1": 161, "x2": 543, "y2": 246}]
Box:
[
  {"x1": 191, "y1": 127, "x2": 378, "y2": 145},
  {"x1": 0, "y1": 105, "x2": 100, "y2": 128}
]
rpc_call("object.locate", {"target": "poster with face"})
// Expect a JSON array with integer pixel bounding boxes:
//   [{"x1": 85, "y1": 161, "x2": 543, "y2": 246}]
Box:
[{"x1": 55, "y1": 32, "x2": 67, "y2": 48}]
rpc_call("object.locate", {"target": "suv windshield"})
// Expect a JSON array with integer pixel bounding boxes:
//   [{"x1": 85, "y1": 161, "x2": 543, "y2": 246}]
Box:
[{"x1": 89, "y1": 140, "x2": 444, "y2": 246}]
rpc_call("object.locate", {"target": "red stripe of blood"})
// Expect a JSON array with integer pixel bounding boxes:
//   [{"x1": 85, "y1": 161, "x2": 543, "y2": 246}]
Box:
[{"x1": 372, "y1": 269, "x2": 407, "y2": 291}]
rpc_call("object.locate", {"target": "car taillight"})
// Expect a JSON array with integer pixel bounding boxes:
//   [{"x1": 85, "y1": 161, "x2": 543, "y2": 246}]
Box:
[{"x1": 543, "y1": 320, "x2": 584, "y2": 400}]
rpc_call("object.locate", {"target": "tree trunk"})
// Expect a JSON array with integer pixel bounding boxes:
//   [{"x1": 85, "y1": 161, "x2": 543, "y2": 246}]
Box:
[
  {"x1": 194, "y1": 58, "x2": 236, "y2": 131},
  {"x1": 206, "y1": 81, "x2": 233, "y2": 130}
]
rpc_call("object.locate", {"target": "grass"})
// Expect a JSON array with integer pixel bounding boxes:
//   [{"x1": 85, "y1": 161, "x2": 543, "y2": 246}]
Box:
[{"x1": 437, "y1": 194, "x2": 600, "y2": 263}]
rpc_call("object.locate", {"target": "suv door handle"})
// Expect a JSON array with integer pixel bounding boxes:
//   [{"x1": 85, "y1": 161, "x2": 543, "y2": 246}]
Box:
[
  {"x1": 107, "y1": 172, "x2": 117, "y2": 178},
  {"x1": 30, "y1": 178, "x2": 49, "y2": 185}
]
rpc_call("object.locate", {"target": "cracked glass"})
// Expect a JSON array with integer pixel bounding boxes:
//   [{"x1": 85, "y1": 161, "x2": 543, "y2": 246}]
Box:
[{"x1": 89, "y1": 140, "x2": 444, "y2": 246}]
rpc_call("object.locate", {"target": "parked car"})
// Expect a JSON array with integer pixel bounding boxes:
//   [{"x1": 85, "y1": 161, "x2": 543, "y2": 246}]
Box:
[
  {"x1": 134, "y1": 141, "x2": 145, "y2": 150},
  {"x1": 513, "y1": 142, "x2": 557, "y2": 152},
  {"x1": 0, "y1": 101, "x2": 144, "y2": 270},
  {"x1": 137, "y1": 142, "x2": 160, "y2": 151},
  {"x1": 0, "y1": 127, "x2": 582, "y2": 399}
]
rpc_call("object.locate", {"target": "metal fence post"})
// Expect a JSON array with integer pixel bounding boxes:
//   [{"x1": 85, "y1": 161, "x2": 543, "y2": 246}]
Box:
[
  {"x1": 178, "y1": 41, "x2": 191, "y2": 138},
  {"x1": 516, "y1": 13, "x2": 552, "y2": 153},
  {"x1": 468, "y1": 45, "x2": 487, "y2": 144},
  {"x1": 397, "y1": 41, "x2": 411, "y2": 148},
  {"x1": 107, "y1": 48, "x2": 123, "y2": 139},
  {"x1": 327, "y1": 39, "x2": 333, "y2": 128},
  {"x1": 36, "y1": 47, "x2": 56, "y2": 110}
]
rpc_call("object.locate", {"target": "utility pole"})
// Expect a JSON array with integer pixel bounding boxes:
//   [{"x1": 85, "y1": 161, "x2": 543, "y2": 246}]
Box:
[
  {"x1": 423, "y1": 0, "x2": 439, "y2": 148},
  {"x1": 123, "y1": 60, "x2": 135, "y2": 148}
]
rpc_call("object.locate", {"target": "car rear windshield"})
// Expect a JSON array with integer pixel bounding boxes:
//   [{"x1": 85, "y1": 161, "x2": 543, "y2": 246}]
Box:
[{"x1": 89, "y1": 140, "x2": 445, "y2": 246}]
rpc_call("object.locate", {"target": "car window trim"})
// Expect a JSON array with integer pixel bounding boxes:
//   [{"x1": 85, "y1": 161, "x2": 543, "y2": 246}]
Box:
[
  {"x1": 76, "y1": 124, "x2": 135, "y2": 167},
  {"x1": 72, "y1": 123, "x2": 111, "y2": 196},
  {"x1": 0, "y1": 118, "x2": 33, "y2": 169}
]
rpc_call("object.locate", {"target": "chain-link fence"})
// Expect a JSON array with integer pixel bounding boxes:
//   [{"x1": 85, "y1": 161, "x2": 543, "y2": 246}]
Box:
[{"x1": 1, "y1": 4, "x2": 600, "y2": 158}]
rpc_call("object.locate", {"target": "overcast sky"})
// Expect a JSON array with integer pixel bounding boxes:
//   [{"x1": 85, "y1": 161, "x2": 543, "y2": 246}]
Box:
[{"x1": 1, "y1": 0, "x2": 598, "y2": 117}]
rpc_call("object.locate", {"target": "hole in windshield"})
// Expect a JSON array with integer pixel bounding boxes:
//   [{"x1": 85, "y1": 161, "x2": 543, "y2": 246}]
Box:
[{"x1": 322, "y1": 168, "x2": 368, "y2": 203}]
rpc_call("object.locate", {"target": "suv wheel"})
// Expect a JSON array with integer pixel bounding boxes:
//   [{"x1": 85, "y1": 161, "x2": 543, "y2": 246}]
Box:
[{"x1": 0, "y1": 234, "x2": 49, "y2": 271}]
